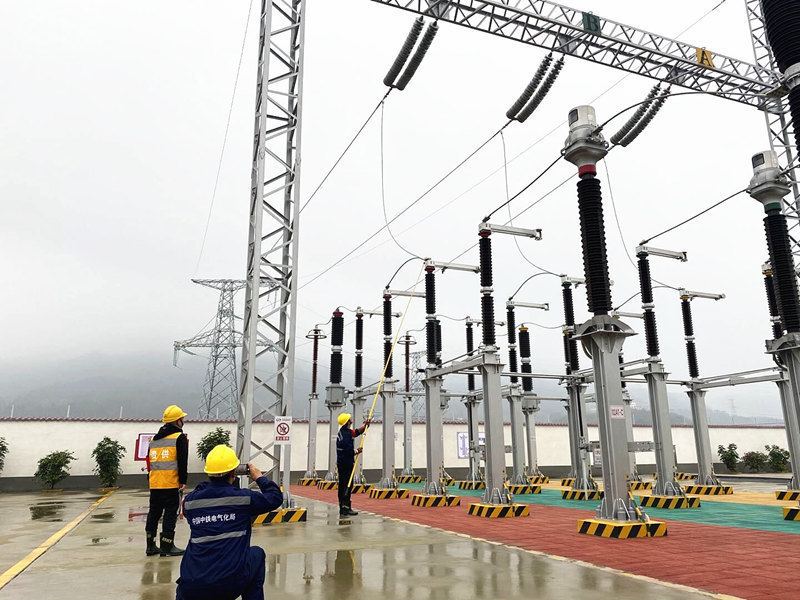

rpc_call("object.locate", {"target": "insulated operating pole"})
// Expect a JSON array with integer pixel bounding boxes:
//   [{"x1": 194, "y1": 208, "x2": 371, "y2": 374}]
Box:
[
  {"x1": 563, "y1": 106, "x2": 644, "y2": 527},
  {"x1": 324, "y1": 310, "x2": 346, "y2": 482},
  {"x1": 301, "y1": 327, "x2": 326, "y2": 483},
  {"x1": 399, "y1": 333, "x2": 417, "y2": 478},
  {"x1": 748, "y1": 151, "x2": 800, "y2": 495},
  {"x1": 351, "y1": 310, "x2": 367, "y2": 485}
]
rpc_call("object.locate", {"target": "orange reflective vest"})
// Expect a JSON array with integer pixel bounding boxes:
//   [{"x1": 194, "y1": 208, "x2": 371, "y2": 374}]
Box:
[{"x1": 148, "y1": 432, "x2": 181, "y2": 489}]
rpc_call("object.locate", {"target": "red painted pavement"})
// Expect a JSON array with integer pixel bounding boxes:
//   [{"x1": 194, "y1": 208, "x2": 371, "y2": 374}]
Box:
[{"x1": 292, "y1": 485, "x2": 800, "y2": 600}]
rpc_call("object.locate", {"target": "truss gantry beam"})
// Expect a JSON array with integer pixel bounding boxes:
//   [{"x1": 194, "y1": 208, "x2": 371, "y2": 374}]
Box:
[
  {"x1": 371, "y1": 0, "x2": 779, "y2": 106},
  {"x1": 238, "y1": 0, "x2": 307, "y2": 507}
]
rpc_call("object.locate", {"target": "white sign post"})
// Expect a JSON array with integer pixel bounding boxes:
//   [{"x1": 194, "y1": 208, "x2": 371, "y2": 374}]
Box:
[{"x1": 274, "y1": 416, "x2": 292, "y2": 445}]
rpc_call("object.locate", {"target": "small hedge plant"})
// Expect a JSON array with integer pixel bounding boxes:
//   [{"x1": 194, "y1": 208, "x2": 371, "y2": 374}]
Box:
[
  {"x1": 197, "y1": 427, "x2": 232, "y2": 461},
  {"x1": 35, "y1": 450, "x2": 76, "y2": 489},
  {"x1": 92, "y1": 437, "x2": 126, "y2": 487}
]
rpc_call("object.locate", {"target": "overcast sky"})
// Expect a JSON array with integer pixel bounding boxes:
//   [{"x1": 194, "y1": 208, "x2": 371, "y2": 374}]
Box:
[{"x1": 0, "y1": 0, "x2": 788, "y2": 418}]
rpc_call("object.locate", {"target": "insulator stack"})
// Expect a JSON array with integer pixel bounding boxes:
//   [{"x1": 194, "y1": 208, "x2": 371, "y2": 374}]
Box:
[
  {"x1": 395, "y1": 22, "x2": 438, "y2": 90},
  {"x1": 516, "y1": 57, "x2": 565, "y2": 123},
  {"x1": 619, "y1": 353, "x2": 626, "y2": 389},
  {"x1": 404, "y1": 340, "x2": 411, "y2": 393},
  {"x1": 611, "y1": 85, "x2": 659, "y2": 145},
  {"x1": 425, "y1": 266, "x2": 436, "y2": 315},
  {"x1": 330, "y1": 310, "x2": 344, "y2": 384},
  {"x1": 763, "y1": 266, "x2": 784, "y2": 340},
  {"x1": 435, "y1": 319, "x2": 443, "y2": 366},
  {"x1": 561, "y1": 283, "x2": 580, "y2": 373},
  {"x1": 426, "y1": 320, "x2": 437, "y2": 366},
  {"x1": 637, "y1": 253, "x2": 660, "y2": 357},
  {"x1": 507, "y1": 306, "x2": 518, "y2": 383},
  {"x1": 518, "y1": 326, "x2": 533, "y2": 393},
  {"x1": 311, "y1": 330, "x2": 320, "y2": 394},
  {"x1": 466, "y1": 322, "x2": 475, "y2": 391},
  {"x1": 425, "y1": 265, "x2": 437, "y2": 366},
  {"x1": 355, "y1": 313, "x2": 364, "y2": 388},
  {"x1": 383, "y1": 17, "x2": 424, "y2": 87},
  {"x1": 762, "y1": 1, "x2": 800, "y2": 153},
  {"x1": 576, "y1": 170, "x2": 613, "y2": 315},
  {"x1": 479, "y1": 230, "x2": 496, "y2": 346},
  {"x1": 616, "y1": 89, "x2": 668, "y2": 147},
  {"x1": 383, "y1": 295, "x2": 393, "y2": 378},
  {"x1": 764, "y1": 212, "x2": 800, "y2": 333},
  {"x1": 680, "y1": 299, "x2": 700, "y2": 379},
  {"x1": 790, "y1": 86, "x2": 800, "y2": 152},
  {"x1": 506, "y1": 54, "x2": 552, "y2": 119}
]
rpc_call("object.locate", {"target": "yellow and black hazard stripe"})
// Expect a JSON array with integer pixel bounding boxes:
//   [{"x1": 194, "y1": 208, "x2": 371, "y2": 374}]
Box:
[
  {"x1": 368, "y1": 488, "x2": 410, "y2": 500},
  {"x1": 410, "y1": 494, "x2": 461, "y2": 507},
  {"x1": 683, "y1": 485, "x2": 733, "y2": 495},
  {"x1": 578, "y1": 518, "x2": 667, "y2": 538},
  {"x1": 528, "y1": 475, "x2": 550, "y2": 484},
  {"x1": 467, "y1": 503, "x2": 530, "y2": 518},
  {"x1": 440, "y1": 476, "x2": 455, "y2": 486},
  {"x1": 628, "y1": 481, "x2": 652, "y2": 491},
  {"x1": 505, "y1": 484, "x2": 541, "y2": 494},
  {"x1": 675, "y1": 472, "x2": 695, "y2": 481},
  {"x1": 562, "y1": 489, "x2": 603, "y2": 500},
  {"x1": 297, "y1": 478, "x2": 319, "y2": 486},
  {"x1": 397, "y1": 475, "x2": 422, "y2": 483},
  {"x1": 317, "y1": 480, "x2": 338, "y2": 490},
  {"x1": 775, "y1": 490, "x2": 800, "y2": 502},
  {"x1": 638, "y1": 495, "x2": 701, "y2": 509},
  {"x1": 458, "y1": 480, "x2": 486, "y2": 490},
  {"x1": 560, "y1": 478, "x2": 575, "y2": 487},
  {"x1": 351, "y1": 484, "x2": 372, "y2": 494},
  {"x1": 782, "y1": 506, "x2": 800, "y2": 520},
  {"x1": 254, "y1": 507, "x2": 308, "y2": 525}
]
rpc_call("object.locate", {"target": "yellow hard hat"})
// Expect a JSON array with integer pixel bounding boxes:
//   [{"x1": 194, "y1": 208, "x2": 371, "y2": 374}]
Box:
[
  {"x1": 162, "y1": 405, "x2": 188, "y2": 423},
  {"x1": 204, "y1": 445, "x2": 240, "y2": 475},
  {"x1": 337, "y1": 412, "x2": 352, "y2": 426}
]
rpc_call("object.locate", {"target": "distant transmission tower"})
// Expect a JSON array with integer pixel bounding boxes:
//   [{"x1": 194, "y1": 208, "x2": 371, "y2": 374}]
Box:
[
  {"x1": 174, "y1": 279, "x2": 249, "y2": 420},
  {"x1": 410, "y1": 351, "x2": 425, "y2": 419}
]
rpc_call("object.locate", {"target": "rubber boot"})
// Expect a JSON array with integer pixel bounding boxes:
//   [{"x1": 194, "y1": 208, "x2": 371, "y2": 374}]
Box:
[
  {"x1": 159, "y1": 534, "x2": 185, "y2": 557},
  {"x1": 145, "y1": 532, "x2": 160, "y2": 556}
]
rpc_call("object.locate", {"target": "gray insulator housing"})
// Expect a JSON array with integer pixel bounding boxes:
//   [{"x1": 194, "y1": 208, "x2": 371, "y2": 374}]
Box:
[
  {"x1": 618, "y1": 89, "x2": 668, "y2": 147},
  {"x1": 516, "y1": 57, "x2": 565, "y2": 123},
  {"x1": 505, "y1": 54, "x2": 553, "y2": 120},
  {"x1": 383, "y1": 17, "x2": 424, "y2": 87},
  {"x1": 396, "y1": 22, "x2": 439, "y2": 91},
  {"x1": 610, "y1": 85, "x2": 660, "y2": 145}
]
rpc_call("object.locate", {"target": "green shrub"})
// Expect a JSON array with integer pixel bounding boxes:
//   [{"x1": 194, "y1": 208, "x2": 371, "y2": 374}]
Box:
[
  {"x1": 92, "y1": 437, "x2": 126, "y2": 487},
  {"x1": 34, "y1": 451, "x2": 76, "y2": 489},
  {"x1": 717, "y1": 443, "x2": 739, "y2": 472},
  {"x1": 0, "y1": 437, "x2": 8, "y2": 475},
  {"x1": 765, "y1": 444, "x2": 790, "y2": 472},
  {"x1": 196, "y1": 427, "x2": 232, "y2": 461},
  {"x1": 742, "y1": 450, "x2": 768, "y2": 473}
]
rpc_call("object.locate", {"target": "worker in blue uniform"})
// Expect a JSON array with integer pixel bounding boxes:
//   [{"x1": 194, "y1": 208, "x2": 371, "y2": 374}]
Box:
[
  {"x1": 176, "y1": 445, "x2": 283, "y2": 600},
  {"x1": 336, "y1": 412, "x2": 369, "y2": 516}
]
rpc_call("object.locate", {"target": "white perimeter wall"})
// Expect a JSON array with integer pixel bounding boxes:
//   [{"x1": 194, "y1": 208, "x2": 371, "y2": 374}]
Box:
[{"x1": 0, "y1": 419, "x2": 789, "y2": 478}]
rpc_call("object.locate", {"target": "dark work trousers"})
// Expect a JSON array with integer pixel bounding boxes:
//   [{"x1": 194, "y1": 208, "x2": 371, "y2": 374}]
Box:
[
  {"x1": 176, "y1": 546, "x2": 266, "y2": 600},
  {"x1": 146, "y1": 488, "x2": 180, "y2": 536},
  {"x1": 337, "y1": 463, "x2": 354, "y2": 511}
]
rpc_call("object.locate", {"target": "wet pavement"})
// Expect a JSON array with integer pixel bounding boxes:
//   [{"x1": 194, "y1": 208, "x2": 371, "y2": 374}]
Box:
[{"x1": 0, "y1": 489, "x2": 718, "y2": 599}]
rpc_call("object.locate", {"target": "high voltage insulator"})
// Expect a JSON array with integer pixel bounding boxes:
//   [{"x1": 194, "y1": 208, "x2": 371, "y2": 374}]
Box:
[
  {"x1": 478, "y1": 230, "x2": 496, "y2": 346},
  {"x1": 765, "y1": 213, "x2": 800, "y2": 332},
  {"x1": 680, "y1": 297, "x2": 700, "y2": 379},
  {"x1": 330, "y1": 310, "x2": 344, "y2": 384},
  {"x1": 465, "y1": 321, "x2": 475, "y2": 391},
  {"x1": 396, "y1": 22, "x2": 439, "y2": 90},
  {"x1": 610, "y1": 85, "x2": 660, "y2": 145},
  {"x1": 425, "y1": 265, "x2": 437, "y2": 366},
  {"x1": 561, "y1": 282, "x2": 580, "y2": 373},
  {"x1": 506, "y1": 53, "x2": 553, "y2": 119},
  {"x1": 617, "y1": 88, "x2": 669, "y2": 147},
  {"x1": 762, "y1": 1, "x2": 800, "y2": 73},
  {"x1": 516, "y1": 56, "x2": 565, "y2": 123},
  {"x1": 518, "y1": 326, "x2": 533, "y2": 393},
  {"x1": 506, "y1": 305, "x2": 518, "y2": 383},
  {"x1": 425, "y1": 266, "x2": 436, "y2": 316},
  {"x1": 763, "y1": 264, "x2": 784, "y2": 340},
  {"x1": 637, "y1": 252, "x2": 660, "y2": 357},
  {"x1": 355, "y1": 312, "x2": 364, "y2": 388},
  {"x1": 383, "y1": 294, "x2": 394, "y2": 378},
  {"x1": 383, "y1": 17, "x2": 424, "y2": 87},
  {"x1": 435, "y1": 318, "x2": 443, "y2": 366},
  {"x1": 577, "y1": 175, "x2": 613, "y2": 314}
]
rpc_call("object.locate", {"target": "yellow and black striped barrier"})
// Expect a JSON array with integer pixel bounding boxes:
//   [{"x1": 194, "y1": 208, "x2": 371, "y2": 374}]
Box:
[
  {"x1": 562, "y1": 489, "x2": 603, "y2": 500},
  {"x1": 683, "y1": 484, "x2": 733, "y2": 495},
  {"x1": 578, "y1": 518, "x2": 667, "y2": 538},
  {"x1": 560, "y1": 478, "x2": 575, "y2": 487},
  {"x1": 638, "y1": 495, "x2": 701, "y2": 509},
  {"x1": 317, "y1": 480, "x2": 338, "y2": 490},
  {"x1": 297, "y1": 478, "x2": 320, "y2": 486},
  {"x1": 775, "y1": 490, "x2": 800, "y2": 502},
  {"x1": 397, "y1": 475, "x2": 422, "y2": 483},
  {"x1": 368, "y1": 488, "x2": 410, "y2": 500},
  {"x1": 528, "y1": 475, "x2": 550, "y2": 484},
  {"x1": 410, "y1": 494, "x2": 461, "y2": 507},
  {"x1": 468, "y1": 503, "x2": 530, "y2": 518},
  {"x1": 782, "y1": 506, "x2": 800, "y2": 520},
  {"x1": 254, "y1": 507, "x2": 307, "y2": 525},
  {"x1": 654, "y1": 472, "x2": 696, "y2": 481},
  {"x1": 628, "y1": 481, "x2": 652, "y2": 491},
  {"x1": 351, "y1": 484, "x2": 372, "y2": 494},
  {"x1": 440, "y1": 476, "x2": 455, "y2": 486},
  {"x1": 457, "y1": 480, "x2": 486, "y2": 490},
  {"x1": 505, "y1": 484, "x2": 542, "y2": 494}
]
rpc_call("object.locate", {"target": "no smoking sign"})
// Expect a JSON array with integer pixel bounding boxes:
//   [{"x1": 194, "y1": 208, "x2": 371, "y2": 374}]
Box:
[{"x1": 274, "y1": 416, "x2": 292, "y2": 445}]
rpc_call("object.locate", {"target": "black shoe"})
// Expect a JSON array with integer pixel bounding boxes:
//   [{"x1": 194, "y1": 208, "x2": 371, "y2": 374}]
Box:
[
  {"x1": 343, "y1": 508, "x2": 358, "y2": 516},
  {"x1": 159, "y1": 535, "x2": 185, "y2": 557},
  {"x1": 145, "y1": 533, "x2": 160, "y2": 556}
]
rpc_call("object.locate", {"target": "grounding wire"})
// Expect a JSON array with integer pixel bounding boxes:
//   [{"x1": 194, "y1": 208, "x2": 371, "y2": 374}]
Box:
[
  {"x1": 509, "y1": 271, "x2": 562, "y2": 300},
  {"x1": 193, "y1": 0, "x2": 255, "y2": 277},
  {"x1": 519, "y1": 321, "x2": 564, "y2": 330},
  {"x1": 386, "y1": 256, "x2": 424, "y2": 288},
  {"x1": 484, "y1": 153, "x2": 562, "y2": 222},
  {"x1": 613, "y1": 285, "x2": 673, "y2": 311}
]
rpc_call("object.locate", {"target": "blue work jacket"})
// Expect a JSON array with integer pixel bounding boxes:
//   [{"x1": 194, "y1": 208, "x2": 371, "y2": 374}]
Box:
[
  {"x1": 336, "y1": 425, "x2": 362, "y2": 467},
  {"x1": 179, "y1": 476, "x2": 283, "y2": 585}
]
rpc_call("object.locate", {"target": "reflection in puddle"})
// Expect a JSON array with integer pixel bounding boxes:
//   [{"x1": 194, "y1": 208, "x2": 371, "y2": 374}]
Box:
[
  {"x1": 91, "y1": 511, "x2": 116, "y2": 521},
  {"x1": 29, "y1": 502, "x2": 66, "y2": 521}
]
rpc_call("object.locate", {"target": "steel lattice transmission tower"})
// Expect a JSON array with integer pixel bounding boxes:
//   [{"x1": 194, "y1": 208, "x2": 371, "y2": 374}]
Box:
[
  {"x1": 237, "y1": 0, "x2": 307, "y2": 508},
  {"x1": 174, "y1": 280, "x2": 247, "y2": 420}
]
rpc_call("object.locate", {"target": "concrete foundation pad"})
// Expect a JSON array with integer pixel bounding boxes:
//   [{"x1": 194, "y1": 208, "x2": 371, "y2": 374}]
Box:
[
  {"x1": 775, "y1": 489, "x2": 800, "y2": 501},
  {"x1": 783, "y1": 506, "x2": 800, "y2": 520},
  {"x1": 410, "y1": 494, "x2": 461, "y2": 507},
  {"x1": 578, "y1": 518, "x2": 667, "y2": 538},
  {"x1": 368, "y1": 488, "x2": 409, "y2": 500},
  {"x1": 638, "y1": 495, "x2": 701, "y2": 509},
  {"x1": 683, "y1": 485, "x2": 733, "y2": 495},
  {"x1": 467, "y1": 503, "x2": 530, "y2": 518}
]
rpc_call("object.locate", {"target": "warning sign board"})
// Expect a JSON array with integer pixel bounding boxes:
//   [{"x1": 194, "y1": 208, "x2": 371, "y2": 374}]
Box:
[
  {"x1": 274, "y1": 416, "x2": 292, "y2": 445},
  {"x1": 134, "y1": 433, "x2": 156, "y2": 461},
  {"x1": 610, "y1": 406, "x2": 625, "y2": 420}
]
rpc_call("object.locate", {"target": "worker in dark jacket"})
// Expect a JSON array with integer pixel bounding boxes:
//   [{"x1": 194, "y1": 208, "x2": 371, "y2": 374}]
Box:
[
  {"x1": 336, "y1": 412, "x2": 369, "y2": 516},
  {"x1": 146, "y1": 404, "x2": 189, "y2": 557},
  {"x1": 176, "y1": 445, "x2": 283, "y2": 600}
]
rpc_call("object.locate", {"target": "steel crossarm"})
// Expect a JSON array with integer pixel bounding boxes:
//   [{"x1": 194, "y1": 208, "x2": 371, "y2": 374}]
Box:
[{"x1": 371, "y1": 0, "x2": 778, "y2": 106}]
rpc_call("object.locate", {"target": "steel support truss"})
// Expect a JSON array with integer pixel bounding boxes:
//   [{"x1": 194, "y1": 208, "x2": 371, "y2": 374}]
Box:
[{"x1": 237, "y1": 0, "x2": 307, "y2": 508}]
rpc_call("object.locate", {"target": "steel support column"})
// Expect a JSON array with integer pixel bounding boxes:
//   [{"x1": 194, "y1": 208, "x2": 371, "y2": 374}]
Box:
[
  {"x1": 378, "y1": 381, "x2": 398, "y2": 488},
  {"x1": 464, "y1": 396, "x2": 482, "y2": 482},
  {"x1": 522, "y1": 395, "x2": 541, "y2": 476},
  {"x1": 621, "y1": 389, "x2": 639, "y2": 481},
  {"x1": 507, "y1": 385, "x2": 527, "y2": 484},
  {"x1": 324, "y1": 384, "x2": 345, "y2": 481},
  {"x1": 480, "y1": 350, "x2": 509, "y2": 504},
  {"x1": 770, "y1": 341, "x2": 800, "y2": 490},
  {"x1": 686, "y1": 387, "x2": 720, "y2": 486},
  {"x1": 564, "y1": 381, "x2": 591, "y2": 488},
  {"x1": 423, "y1": 374, "x2": 445, "y2": 495},
  {"x1": 401, "y1": 396, "x2": 414, "y2": 476},
  {"x1": 645, "y1": 360, "x2": 681, "y2": 495}
]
